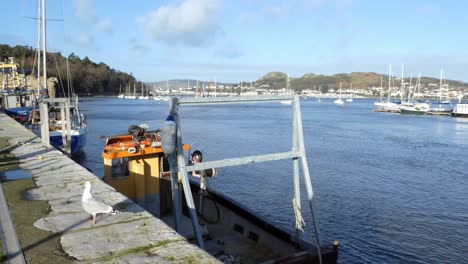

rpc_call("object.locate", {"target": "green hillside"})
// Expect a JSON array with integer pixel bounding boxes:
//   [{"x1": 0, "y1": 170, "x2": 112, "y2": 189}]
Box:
[
  {"x1": 256, "y1": 71, "x2": 468, "y2": 93},
  {"x1": 0, "y1": 44, "x2": 135, "y2": 96}
]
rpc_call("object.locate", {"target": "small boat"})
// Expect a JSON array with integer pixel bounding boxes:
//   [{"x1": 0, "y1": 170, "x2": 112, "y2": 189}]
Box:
[
  {"x1": 374, "y1": 65, "x2": 401, "y2": 113},
  {"x1": 333, "y1": 98, "x2": 344, "y2": 105},
  {"x1": 154, "y1": 95, "x2": 170, "y2": 101},
  {"x1": 29, "y1": 96, "x2": 87, "y2": 154},
  {"x1": 334, "y1": 83, "x2": 344, "y2": 106},
  {"x1": 427, "y1": 101, "x2": 452, "y2": 116},
  {"x1": 0, "y1": 58, "x2": 39, "y2": 121},
  {"x1": 374, "y1": 101, "x2": 400, "y2": 112},
  {"x1": 101, "y1": 96, "x2": 339, "y2": 263},
  {"x1": 399, "y1": 102, "x2": 430, "y2": 115},
  {"x1": 428, "y1": 70, "x2": 453, "y2": 115},
  {"x1": 280, "y1": 74, "x2": 293, "y2": 105},
  {"x1": 451, "y1": 103, "x2": 468, "y2": 118}
]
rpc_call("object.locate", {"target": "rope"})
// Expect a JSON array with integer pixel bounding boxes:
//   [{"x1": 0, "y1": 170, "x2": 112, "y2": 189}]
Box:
[
  {"x1": 293, "y1": 198, "x2": 306, "y2": 232},
  {"x1": 52, "y1": 52, "x2": 66, "y2": 96}
]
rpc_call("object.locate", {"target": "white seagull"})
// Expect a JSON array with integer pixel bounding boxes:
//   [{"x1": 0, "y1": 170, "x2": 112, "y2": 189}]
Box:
[{"x1": 82, "y1": 181, "x2": 118, "y2": 224}]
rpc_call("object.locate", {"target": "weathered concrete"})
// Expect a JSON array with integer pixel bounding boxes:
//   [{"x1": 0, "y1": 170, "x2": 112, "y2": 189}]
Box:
[
  {"x1": 0, "y1": 112, "x2": 219, "y2": 263},
  {"x1": 0, "y1": 181, "x2": 26, "y2": 264}
]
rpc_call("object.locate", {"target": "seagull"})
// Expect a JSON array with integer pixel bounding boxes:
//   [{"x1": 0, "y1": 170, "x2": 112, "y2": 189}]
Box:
[{"x1": 82, "y1": 181, "x2": 118, "y2": 225}]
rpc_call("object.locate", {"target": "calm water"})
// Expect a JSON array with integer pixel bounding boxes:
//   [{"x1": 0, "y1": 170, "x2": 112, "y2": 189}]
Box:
[{"x1": 76, "y1": 97, "x2": 468, "y2": 263}]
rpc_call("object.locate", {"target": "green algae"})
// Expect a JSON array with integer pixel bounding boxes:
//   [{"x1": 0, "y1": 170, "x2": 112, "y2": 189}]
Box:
[
  {"x1": 87, "y1": 239, "x2": 186, "y2": 262},
  {"x1": 2, "y1": 178, "x2": 74, "y2": 263},
  {"x1": 0, "y1": 137, "x2": 18, "y2": 172}
]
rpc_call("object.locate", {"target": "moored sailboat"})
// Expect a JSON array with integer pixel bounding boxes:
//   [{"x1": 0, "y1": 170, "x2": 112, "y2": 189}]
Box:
[
  {"x1": 334, "y1": 82, "x2": 344, "y2": 105},
  {"x1": 26, "y1": 0, "x2": 87, "y2": 155},
  {"x1": 374, "y1": 65, "x2": 400, "y2": 112}
]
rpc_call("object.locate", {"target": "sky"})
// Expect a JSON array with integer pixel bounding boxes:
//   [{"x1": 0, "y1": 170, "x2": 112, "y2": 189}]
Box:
[{"x1": 1, "y1": 0, "x2": 467, "y2": 83}]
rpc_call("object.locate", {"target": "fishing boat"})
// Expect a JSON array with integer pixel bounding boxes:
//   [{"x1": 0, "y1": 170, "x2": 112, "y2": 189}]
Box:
[
  {"x1": 0, "y1": 57, "x2": 39, "y2": 121},
  {"x1": 101, "y1": 96, "x2": 339, "y2": 263}
]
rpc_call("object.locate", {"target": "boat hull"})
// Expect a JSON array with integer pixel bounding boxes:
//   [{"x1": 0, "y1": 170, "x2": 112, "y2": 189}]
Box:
[
  {"x1": 49, "y1": 128, "x2": 87, "y2": 154},
  {"x1": 451, "y1": 113, "x2": 468, "y2": 118},
  {"x1": 185, "y1": 181, "x2": 339, "y2": 264},
  {"x1": 399, "y1": 108, "x2": 427, "y2": 115}
]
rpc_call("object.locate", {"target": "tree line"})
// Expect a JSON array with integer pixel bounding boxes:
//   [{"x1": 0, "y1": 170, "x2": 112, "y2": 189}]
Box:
[{"x1": 0, "y1": 44, "x2": 136, "y2": 96}]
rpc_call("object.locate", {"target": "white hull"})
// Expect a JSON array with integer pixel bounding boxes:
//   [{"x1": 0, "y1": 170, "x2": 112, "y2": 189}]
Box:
[{"x1": 334, "y1": 99, "x2": 344, "y2": 105}]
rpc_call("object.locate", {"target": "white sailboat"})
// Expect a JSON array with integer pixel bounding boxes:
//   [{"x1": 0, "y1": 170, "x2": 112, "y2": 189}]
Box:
[
  {"x1": 29, "y1": 0, "x2": 87, "y2": 154},
  {"x1": 334, "y1": 82, "x2": 344, "y2": 105},
  {"x1": 117, "y1": 83, "x2": 124, "y2": 98},
  {"x1": 428, "y1": 69, "x2": 452, "y2": 115},
  {"x1": 346, "y1": 83, "x2": 353, "y2": 103},
  {"x1": 280, "y1": 74, "x2": 292, "y2": 105},
  {"x1": 374, "y1": 64, "x2": 399, "y2": 112}
]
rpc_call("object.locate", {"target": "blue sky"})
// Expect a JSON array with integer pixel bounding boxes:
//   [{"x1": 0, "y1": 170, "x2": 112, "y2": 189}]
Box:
[{"x1": 1, "y1": 0, "x2": 467, "y2": 83}]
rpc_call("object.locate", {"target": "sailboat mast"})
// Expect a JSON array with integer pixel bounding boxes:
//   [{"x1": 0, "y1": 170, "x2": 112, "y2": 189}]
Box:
[
  {"x1": 400, "y1": 64, "x2": 405, "y2": 102},
  {"x1": 380, "y1": 76, "x2": 383, "y2": 101},
  {"x1": 41, "y1": 0, "x2": 47, "y2": 90},
  {"x1": 36, "y1": 0, "x2": 41, "y2": 94},
  {"x1": 408, "y1": 73, "x2": 412, "y2": 102},
  {"x1": 339, "y1": 82, "x2": 342, "y2": 99},
  {"x1": 388, "y1": 64, "x2": 392, "y2": 101},
  {"x1": 439, "y1": 69, "x2": 443, "y2": 101}
]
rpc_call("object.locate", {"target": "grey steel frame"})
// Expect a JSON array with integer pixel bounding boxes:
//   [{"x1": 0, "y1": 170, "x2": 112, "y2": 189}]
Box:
[
  {"x1": 39, "y1": 98, "x2": 72, "y2": 156},
  {"x1": 167, "y1": 95, "x2": 322, "y2": 263}
]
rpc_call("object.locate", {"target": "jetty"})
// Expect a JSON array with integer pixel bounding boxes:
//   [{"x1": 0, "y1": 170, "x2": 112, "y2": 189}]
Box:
[{"x1": 0, "y1": 112, "x2": 218, "y2": 263}]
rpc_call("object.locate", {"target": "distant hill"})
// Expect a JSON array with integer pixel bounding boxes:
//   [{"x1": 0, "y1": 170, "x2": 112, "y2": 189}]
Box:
[
  {"x1": 3, "y1": 43, "x2": 466, "y2": 96},
  {"x1": 148, "y1": 79, "x2": 233, "y2": 90},
  {"x1": 256, "y1": 71, "x2": 468, "y2": 93}
]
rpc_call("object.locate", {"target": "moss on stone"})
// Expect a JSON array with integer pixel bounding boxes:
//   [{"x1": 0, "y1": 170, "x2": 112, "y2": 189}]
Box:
[
  {"x1": 0, "y1": 136, "x2": 19, "y2": 172},
  {"x1": 2, "y1": 178, "x2": 75, "y2": 263}
]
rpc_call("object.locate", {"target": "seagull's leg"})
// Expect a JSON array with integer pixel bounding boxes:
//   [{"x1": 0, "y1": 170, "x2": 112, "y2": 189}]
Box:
[{"x1": 92, "y1": 214, "x2": 96, "y2": 225}]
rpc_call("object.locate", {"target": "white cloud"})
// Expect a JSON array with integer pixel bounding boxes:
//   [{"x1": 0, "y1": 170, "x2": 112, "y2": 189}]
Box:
[
  {"x1": 129, "y1": 38, "x2": 150, "y2": 54},
  {"x1": 74, "y1": 0, "x2": 113, "y2": 34},
  {"x1": 77, "y1": 33, "x2": 94, "y2": 46},
  {"x1": 97, "y1": 18, "x2": 113, "y2": 34},
  {"x1": 139, "y1": 0, "x2": 221, "y2": 46},
  {"x1": 214, "y1": 44, "x2": 243, "y2": 59},
  {"x1": 74, "y1": 0, "x2": 97, "y2": 23}
]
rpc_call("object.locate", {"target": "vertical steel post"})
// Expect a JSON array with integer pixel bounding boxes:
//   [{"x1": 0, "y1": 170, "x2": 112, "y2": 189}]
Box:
[
  {"x1": 41, "y1": 0, "x2": 47, "y2": 91},
  {"x1": 292, "y1": 95, "x2": 302, "y2": 242},
  {"x1": 40, "y1": 101, "x2": 50, "y2": 147},
  {"x1": 171, "y1": 98, "x2": 205, "y2": 249},
  {"x1": 60, "y1": 103, "x2": 66, "y2": 150},
  {"x1": 294, "y1": 95, "x2": 322, "y2": 264},
  {"x1": 65, "y1": 100, "x2": 71, "y2": 155},
  {"x1": 168, "y1": 99, "x2": 181, "y2": 232}
]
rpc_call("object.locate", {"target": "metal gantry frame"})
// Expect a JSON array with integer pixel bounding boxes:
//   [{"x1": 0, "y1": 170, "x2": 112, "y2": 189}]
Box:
[
  {"x1": 39, "y1": 98, "x2": 72, "y2": 155},
  {"x1": 166, "y1": 95, "x2": 322, "y2": 262}
]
